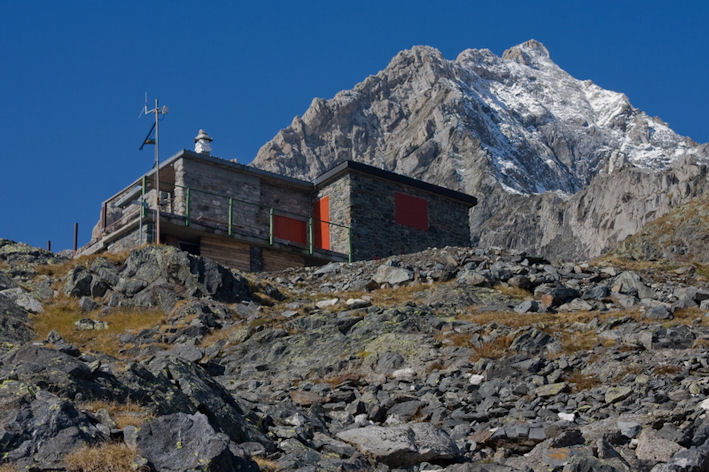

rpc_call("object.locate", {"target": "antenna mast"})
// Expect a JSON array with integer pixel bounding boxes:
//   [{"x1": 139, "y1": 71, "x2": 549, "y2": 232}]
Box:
[{"x1": 143, "y1": 98, "x2": 168, "y2": 244}]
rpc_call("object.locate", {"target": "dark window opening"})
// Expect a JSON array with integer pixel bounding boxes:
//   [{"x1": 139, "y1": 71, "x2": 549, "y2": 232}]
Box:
[
  {"x1": 178, "y1": 240, "x2": 200, "y2": 255},
  {"x1": 394, "y1": 192, "x2": 429, "y2": 231}
]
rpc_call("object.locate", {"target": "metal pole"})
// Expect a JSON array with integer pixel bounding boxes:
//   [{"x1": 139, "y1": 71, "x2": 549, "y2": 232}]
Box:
[
  {"x1": 141, "y1": 176, "x2": 147, "y2": 218},
  {"x1": 73, "y1": 223, "x2": 78, "y2": 253},
  {"x1": 308, "y1": 217, "x2": 313, "y2": 254},
  {"x1": 154, "y1": 99, "x2": 161, "y2": 245},
  {"x1": 139, "y1": 200, "x2": 143, "y2": 245},
  {"x1": 228, "y1": 197, "x2": 233, "y2": 236},
  {"x1": 348, "y1": 226, "x2": 353, "y2": 263},
  {"x1": 185, "y1": 187, "x2": 191, "y2": 226},
  {"x1": 269, "y1": 208, "x2": 274, "y2": 245},
  {"x1": 47, "y1": 240, "x2": 51, "y2": 252}
]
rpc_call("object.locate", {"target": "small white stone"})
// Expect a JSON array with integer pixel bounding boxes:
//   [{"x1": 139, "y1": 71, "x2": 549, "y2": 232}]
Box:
[
  {"x1": 558, "y1": 412, "x2": 575, "y2": 422},
  {"x1": 700, "y1": 398, "x2": 709, "y2": 411},
  {"x1": 469, "y1": 374, "x2": 485, "y2": 386},
  {"x1": 391, "y1": 367, "x2": 416, "y2": 382},
  {"x1": 316, "y1": 298, "x2": 339, "y2": 309}
]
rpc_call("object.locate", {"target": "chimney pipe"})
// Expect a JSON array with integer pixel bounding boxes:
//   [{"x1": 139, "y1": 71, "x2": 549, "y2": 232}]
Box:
[{"x1": 194, "y1": 129, "x2": 213, "y2": 155}]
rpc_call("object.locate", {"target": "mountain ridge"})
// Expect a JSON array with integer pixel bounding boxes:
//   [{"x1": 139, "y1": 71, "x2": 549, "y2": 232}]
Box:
[{"x1": 250, "y1": 40, "x2": 708, "y2": 260}]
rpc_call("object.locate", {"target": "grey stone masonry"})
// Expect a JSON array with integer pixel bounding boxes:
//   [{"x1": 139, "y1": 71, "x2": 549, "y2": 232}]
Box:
[
  {"x1": 175, "y1": 158, "x2": 264, "y2": 237},
  {"x1": 316, "y1": 176, "x2": 351, "y2": 255},
  {"x1": 319, "y1": 171, "x2": 472, "y2": 261},
  {"x1": 174, "y1": 156, "x2": 312, "y2": 240}
]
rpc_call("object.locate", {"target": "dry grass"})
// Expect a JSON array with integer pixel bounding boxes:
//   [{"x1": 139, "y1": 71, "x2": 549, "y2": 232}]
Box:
[
  {"x1": 65, "y1": 443, "x2": 140, "y2": 472},
  {"x1": 0, "y1": 464, "x2": 18, "y2": 472},
  {"x1": 35, "y1": 250, "x2": 130, "y2": 278},
  {"x1": 253, "y1": 457, "x2": 279, "y2": 472},
  {"x1": 695, "y1": 263, "x2": 709, "y2": 281},
  {"x1": 671, "y1": 307, "x2": 708, "y2": 326},
  {"x1": 435, "y1": 331, "x2": 473, "y2": 348},
  {"x1": 594, "y1": 255, "x2": 681, "y2": 274},
  {"x1": 558, "y1": 330, "x2": 601, "y2": 354},
  {"x1": 492, "y1": 283, "x2": 531, "y2": 299},
  {"x1": 315, "y1": 372, "x2": 361, "y2": 387},
  {"x1": 653, "y1": 364, "x2": 683, "y2": 376},
  {"x1": 79, "y1": 400, "x2": 151, "y2": 429},
  {"x1": 470, "y1": 335, "x2": 514, "y2": 362},
  {"x1": 565, "y1": 371, "x2": 601, "y2": 392},
  {"x1": 31, "y1": 299, "x2": 166, "y2": 357},
  {"x1": 613, "y1": 364, "x2": 644, "y2": 382}
]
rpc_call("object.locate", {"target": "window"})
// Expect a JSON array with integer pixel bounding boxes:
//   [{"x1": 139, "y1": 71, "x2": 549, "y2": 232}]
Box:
[
  {"x1": 394, "y1": 192, "x2": 428, "y2": 231},
  {"x1": 273, "y1": 215, "x2": 307, "y2": 245}
]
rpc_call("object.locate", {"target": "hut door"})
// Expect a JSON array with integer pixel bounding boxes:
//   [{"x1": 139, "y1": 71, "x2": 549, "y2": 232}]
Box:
[{"x1": 313, "y1": 197, "x2": 330, "y2": 251}]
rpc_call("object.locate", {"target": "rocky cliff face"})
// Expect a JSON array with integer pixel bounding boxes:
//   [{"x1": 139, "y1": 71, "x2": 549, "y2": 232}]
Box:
[
  {"x1": 250, "y1": 40, "x2": 709, "y2": 260},
  {"x1": 475, "y1": 157, "x2": 709, "y2": 260}
]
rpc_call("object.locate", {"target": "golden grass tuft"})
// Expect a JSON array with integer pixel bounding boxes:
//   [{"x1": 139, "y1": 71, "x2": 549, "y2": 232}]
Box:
[
  {"x1": 79, "y1": 400, "x2": 151, "y2": 429},
  {"x1": 65, "y1": 442, "x2": 140, "y2": 472},
  {"x1": 470, "y1": 335, "x2": 514, "y2": 362},
  {"x1": 492, "y1": 283, "x2": 531, "y2": 300},
  {"x1": 435, "y1": 331, "x2": 473, "y2": 348},
  {"x1": 31, "y1": 299, "x2": 166, "y2": 357},
  {"x1": 565, "y1": 371, "x2": 601, "y2": 392},
  {"x1": 316, "y1": 372, "x2": 361, "y2": 387},
  {"x1": 559, "y1": 330, "x2": 600, "y2": 353},
  {"x1": 653, "y1": 364, "x2": 683, "y2": 376},
  {"x1": 0, "y1": 464, "x2": 18, "y2": 472},
  {"x1": 34, "y1": 250, "x2": 131, "y2": 278},
  {"x1": 252, "y1": 457, "x2": 279, "y2": 472}
]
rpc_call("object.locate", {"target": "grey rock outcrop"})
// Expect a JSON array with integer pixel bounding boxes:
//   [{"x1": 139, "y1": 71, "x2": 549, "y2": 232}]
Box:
[{"x1": 135, "y1": 412, "x2": 258, "y2": 472}]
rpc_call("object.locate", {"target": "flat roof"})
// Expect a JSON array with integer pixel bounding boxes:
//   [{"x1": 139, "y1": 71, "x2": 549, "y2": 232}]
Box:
[
  {"x1": 102, "y1": 149, "x2": 313, "y2": 205},
  {"x1": 102, "y1": 152, "x2": 476, "y2": 207},
  {"x1": 313, "y1": 160, "x2": 478, "y2": 206}
]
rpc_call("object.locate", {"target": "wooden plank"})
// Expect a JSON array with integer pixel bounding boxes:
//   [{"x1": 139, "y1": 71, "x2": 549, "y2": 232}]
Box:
[
  {"x1": 200, "y1": 236, "x2": 251, "y2": 272},
  {"x1": 262, "y1": 247, "x2": 305, "y2": 272}
]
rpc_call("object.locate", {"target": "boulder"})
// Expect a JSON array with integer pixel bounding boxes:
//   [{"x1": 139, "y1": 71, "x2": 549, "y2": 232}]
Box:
[
  {"x1": 636, "y1": 428, "x2": 686, "y2": 463},
  {"x1": 645, "y1": 305, "x2": 673, "y2": 320},
  {"x1": 514, "y1": 300, "x2": 540, "y2": 314},
  {"x1": 372, "y1": 264, "x2": 413, "y2": 286},
  {"x1": 605, "y1": 386, "x2": 633, "y2": 404},
  {"x1": 135, "y1": 412, "x2": 258, "y2": 472},
  {"x1": 336, "y1": 423, "x2": 459, "y2": 467},
  {"x1": 639, "y1": 325, "x2": 696, "y2": 350},
  {"x1": 510, "y1": 328, "x2": 561, "y2": 355},
  {"x1": 0, "y1": 387, "x2": 106, "y2": 468},
  {"x1": 612, "y1": 271, "x2": 654, "y2": 299},
  {"x1": 0, "y1": 293, "x2": 33, "y2": 347}
]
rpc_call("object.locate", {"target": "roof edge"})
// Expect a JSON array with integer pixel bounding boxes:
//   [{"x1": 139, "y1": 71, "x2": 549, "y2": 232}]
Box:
[{"x1": 314, "y1": 160, "x2": 477, "y2": 206}]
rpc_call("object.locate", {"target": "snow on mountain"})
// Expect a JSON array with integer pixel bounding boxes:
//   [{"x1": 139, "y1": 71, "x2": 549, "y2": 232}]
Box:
[{"x1": 252, "y1": 39, "x2": 704, "y2": 197}]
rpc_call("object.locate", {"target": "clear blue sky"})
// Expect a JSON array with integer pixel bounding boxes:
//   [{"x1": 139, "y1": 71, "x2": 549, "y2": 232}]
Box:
[{"x1": 2, "y1": 1, "x2": 707, "y2": 250}]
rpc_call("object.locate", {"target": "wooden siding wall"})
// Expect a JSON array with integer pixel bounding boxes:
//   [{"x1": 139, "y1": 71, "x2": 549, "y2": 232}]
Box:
[
  {"x1": 262, "y1": 247, "x2": 305, "y2": 272},
  {"x1": 200, "y1": 236, "x2": 252, "y2": 273}
]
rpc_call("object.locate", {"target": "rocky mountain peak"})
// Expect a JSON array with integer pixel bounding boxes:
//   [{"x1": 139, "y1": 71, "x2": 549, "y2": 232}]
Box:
[
  {"x1": 251, "y1": 40, "x2": 708, "y2": 259},
  {"x1": 501, "y1": 38, "x2": 552, "y2": 67}
]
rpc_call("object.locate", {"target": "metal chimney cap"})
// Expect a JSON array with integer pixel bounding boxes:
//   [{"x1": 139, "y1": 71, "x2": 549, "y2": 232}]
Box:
[{"x1": 194, "y1": 129, "x2": 213, "y2": 143}]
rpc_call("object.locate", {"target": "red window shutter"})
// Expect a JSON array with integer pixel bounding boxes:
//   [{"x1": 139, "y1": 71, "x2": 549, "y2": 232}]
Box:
[
  {"x1": 273, "y1": 215, "x2": 307, "y2": 245},
  {"x1": 313, "y1": 197, "x2": 330, "y2": 251},
  {"x1": 394, "y1": 192, "x2": 429, "y2": 231}
]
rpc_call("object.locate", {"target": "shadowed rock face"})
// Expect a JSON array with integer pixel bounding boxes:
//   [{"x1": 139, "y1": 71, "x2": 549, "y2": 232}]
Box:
[{"x1": 250, "y1": 40, "x2": 709, "y2": 260}]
